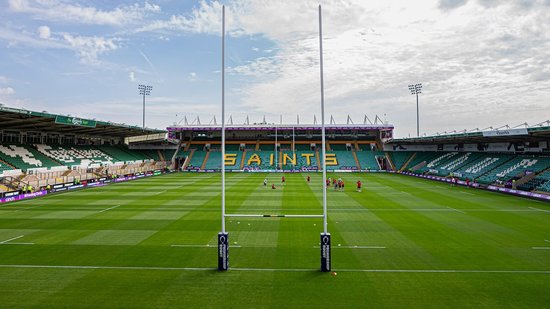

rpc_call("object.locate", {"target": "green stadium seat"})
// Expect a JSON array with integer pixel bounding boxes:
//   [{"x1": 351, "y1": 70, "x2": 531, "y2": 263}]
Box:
[{"x1": 0, "y1": 144, "x2": 61, "y2": 171}]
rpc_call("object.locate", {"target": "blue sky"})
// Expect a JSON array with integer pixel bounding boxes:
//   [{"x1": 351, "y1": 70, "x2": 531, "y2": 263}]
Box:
[{"x1": 0, "y1": 0, "x2": 549, "y2": 137}]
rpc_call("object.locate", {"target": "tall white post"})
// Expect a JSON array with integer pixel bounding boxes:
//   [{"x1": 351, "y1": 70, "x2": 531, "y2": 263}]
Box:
[
  {"x1": 275, "y1": 125, "x2": 278, "y2": 171},
  {"x1": 221, "y1": 5, "x2": 226, "y2": 233},
  {"x1": 319, "y1": 5, "x2": 327, "y2": 235},
  {"x1": 319, "y1": 5, "x2": 331, "y2": 272},
  {"x1": 218, "y1": 5, "x2": 229, "y2": 271}
]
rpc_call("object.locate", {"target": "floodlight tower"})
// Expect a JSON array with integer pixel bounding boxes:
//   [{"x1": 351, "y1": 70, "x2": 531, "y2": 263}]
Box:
[
  {"x1": 138, "y1": 84, "x2": 153, "y2": 128},
  {"x1": 408, "y1": 83, "x2": 422, "y2": 137}
]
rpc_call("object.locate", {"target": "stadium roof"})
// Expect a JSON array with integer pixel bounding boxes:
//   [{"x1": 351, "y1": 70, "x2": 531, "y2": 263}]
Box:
[
  {"x1": 167, "y1": 123, "x2": 394, "y2": 132},
  {"x1": 0, "y1": 106, "x2": 165, "y2": 137},
  {"x1": 388, "y1": 123, "x2": 550, "y2": 144}
]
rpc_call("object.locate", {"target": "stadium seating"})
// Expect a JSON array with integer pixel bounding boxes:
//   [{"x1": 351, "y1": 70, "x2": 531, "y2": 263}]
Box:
[
  {"x1": 96, "y1": 145, "x2": 150, "y2": 162},
  {"x1": 405, "y1": 152, "x2": 442, "y2": 171},
  {"x1": 295, "y1": 144, "x2": 312, "y2": 151},
  {"x1": 0, "y1": 144, "x2": 60, "y2": 170},
  {"x1": 243, "y1": 151, "x2": 276, "y2": 170},
  {"x1": 452, "y1": 154, "x2": 511, "y2": 180},
  {"x1": 186, "y1": 150, "x2": 207, "y2": 169},
  {"x1": 140, "y1": 149, "x2": 162, "y2": 161},
  {"x1": 225, "y1": 144, "x2": 241, "y2": 151},
  {"x1": 36, "y1": 144, "x2": 114, "y2": 167},
  {"x1": 517, "y1": 170, "x2": 550, "y2": 192},
  {"x1": 325, "y1": 151, "x2": 357, "y2": 170},
  {"x1": 0, "y1": 161, "x2": 13, "y2": 174},
  {"x1": 436, "y1": 152, "x2": 485, "y2": 176},
  {"x1": 388, "y1": 151, "x2": 413, "y2": 171},
  {"x1": 259, "y1": 144, "x2": 276, "y2": 151},
  {"x1": 356, "y1": 151, "x2": 383, "y2": 170},
  {"x1": 477, "y1": 156, "x2": 550, "y2": 184},
  {"x1": 534, "y1": 170, "x2": 550, "y2": 192},
  {"x1": 416, "y1": 152, "x2": 461, "y2": 174},
  {"x1": 202, "y1": 150, "x2": 243, "y2": 170},
  {"x1": 330, "y1": 144, "x2": 348, "y2": 151}
]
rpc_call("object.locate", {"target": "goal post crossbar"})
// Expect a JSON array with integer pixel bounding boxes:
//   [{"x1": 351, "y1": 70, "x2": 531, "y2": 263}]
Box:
[{"x1": 224, "y1": 214, "x2": 324, "y2": 218}]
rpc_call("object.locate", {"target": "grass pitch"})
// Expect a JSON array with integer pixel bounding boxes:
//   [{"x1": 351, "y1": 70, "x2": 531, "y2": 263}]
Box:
[{"x1": 0, "y1": 172, "x2": 549, "y2": 308}]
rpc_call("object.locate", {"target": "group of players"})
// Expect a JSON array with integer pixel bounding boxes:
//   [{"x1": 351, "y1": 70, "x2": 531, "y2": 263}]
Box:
[{"x1": 263, "y1": 175, "x2": 362, "y2": 192}]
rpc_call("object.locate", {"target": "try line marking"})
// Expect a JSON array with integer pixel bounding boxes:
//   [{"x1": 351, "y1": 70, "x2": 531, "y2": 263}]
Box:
[
  {"x1": 313, "y1": 245, "x2": 386, "y2": 249},
  {"x1": 532, "y1": 247, "x2": 550, "y2": 250},
  {"x1": 99, "y1": 205, "x2": 121, "y2": 213},
  {"x1": 528, "y1": 207, "x2": 550, "y2": 213},
  {"x1": 171, "y1": 244, "x2": 242, "y2": 248},
  {"x1": 0, "y1": 235, "x2": 34, "y2": 245},
  {"x1": 446, "y1": 206, "x2": 466, "y2": 214},
  {"x1": 0, "y1": 264, "x2": 548, "y2": 274}
]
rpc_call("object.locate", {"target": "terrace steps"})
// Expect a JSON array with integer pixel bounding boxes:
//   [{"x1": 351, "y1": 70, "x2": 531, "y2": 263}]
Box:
[
  {"x1": 352, "y1": 151, "x2": 361, "y2": 170},
  {"x1": 183, "y1": 149, "x2": 195, "y2": 169},
  {"x1": 240, "y1": 150, "x2": 246, "y2": 170},
  {"x1": 400, "y1": 152, "x2": 416, "y2": 172},
  {"x1": 385, "y1": 152, "x2": 396, "y2": 171},
  {"x1": 201, "y1": 151, "x2": 211, "y2": 170}
]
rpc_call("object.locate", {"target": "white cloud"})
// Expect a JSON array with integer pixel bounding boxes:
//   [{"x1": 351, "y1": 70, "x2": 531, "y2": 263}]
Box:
[
  {"x1": 0, "y1": 76, "x2": 9, "y2": 84},
  {"x1": 137, "y1": 0, "x2": 550, "y2": 136},
  {"x1": 62, "y1": 34, "x2": 119, "y2": 65},
  {"x1": 37, "y1": 25, "x2": 50, "y2": 39},
  {"x1": 9, "y1": 0, "x2": 160, "y2": 26},
  {"x1": 129, "y1": 71, "x2": 136, "y2": 82},
  {"x1": 0, "y1": 87, "x2": 16, "y2": 95},
  {"x1": 137, "y1": 0, "x2": 223, "y2": 33}
]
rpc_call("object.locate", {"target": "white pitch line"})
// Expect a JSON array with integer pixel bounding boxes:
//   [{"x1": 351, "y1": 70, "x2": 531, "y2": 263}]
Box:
[
  {"x1": 0, "y1": 264, "x2": 547, "y2": 274},
  {"x1": 528, "y1": 207, "x2": 550, "y2": 213},
  {"x1": 532, "y1": 247, "x2": 550, "y2": 250},
  {"x1": 313, "y1": 245, "x2": 386, "y2": 249},
  {"x1": 98, "y1": 205, "x2": 121, "y2": 213},
  {"x1": 0, "y1": 242, "x2": 34, "y2": 245},
  {"x1": 545, "y1": 240, "x2": 550, "y2": 243},
  {"x1": 446, "y1": 206, "x2": 466, "y2": 214},
  {"x1": 0, "y1": 235, "x2": 25, "y2": 244},
  {"x1": 171, "y1": 244, "x2": 242, "y2": 248},
  {"x1": 14, "y1": 205, "x2": 43, "y2": 212}
]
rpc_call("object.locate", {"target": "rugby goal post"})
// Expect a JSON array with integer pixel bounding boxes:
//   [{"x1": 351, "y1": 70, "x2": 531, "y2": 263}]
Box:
[{"x1": 217, "y1": 5, "x2": 331, "y2": 272}]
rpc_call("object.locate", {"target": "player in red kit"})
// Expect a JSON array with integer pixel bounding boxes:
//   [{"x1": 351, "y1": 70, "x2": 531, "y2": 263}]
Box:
[{"x1": 356, "y1": 180, "x2": 362, "y2": 192}]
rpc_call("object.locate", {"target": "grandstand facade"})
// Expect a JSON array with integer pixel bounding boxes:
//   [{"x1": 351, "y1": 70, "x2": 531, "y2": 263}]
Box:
[
  {"x1": 2, "y1": 104, "x2": 550, "y2": 199},
  {"x1": 385, "y1": 125, "x2": 550, "y2": 194},
  {"x1": 166, "y1": 122, "x2": 394, "y2": 172},
  {"x1": 0, "y1": 106, "x2": 170, "y2": 194}
]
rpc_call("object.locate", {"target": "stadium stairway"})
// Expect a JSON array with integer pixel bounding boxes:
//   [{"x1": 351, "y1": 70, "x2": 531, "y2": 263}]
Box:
[
  {"x1": 200, "y1": 151, "x2": 211, "y2": 170},
  {"x1": 183, "y1": 149, "x2": 196, "y2": 169},
  {"x1": 388, "y1": 152, "x2": 413, "y2": 171},
  {"x1": 399, "y1": 152, "x2": 416, "y2": 172},
  {"x1": 240, "y1": 150, "x2": 247, "y2": 169},
  {"x1": 315, "y1": 150, "x2": 321, "y2": 167},
  {"x1": 384, "y1": 152, "x2": 396, "y2": 171},
  {"x1": 352, "y1": 151, "x2": 361, "y2": 169}
]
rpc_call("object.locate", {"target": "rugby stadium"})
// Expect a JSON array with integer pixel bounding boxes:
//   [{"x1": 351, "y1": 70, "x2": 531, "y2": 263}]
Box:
[
  {"x1": 1, "y1": 1, "x2": 550, "y2": 308},
  {"x1": 0, "y1": 105, "x2": 549, "y2": 307}
]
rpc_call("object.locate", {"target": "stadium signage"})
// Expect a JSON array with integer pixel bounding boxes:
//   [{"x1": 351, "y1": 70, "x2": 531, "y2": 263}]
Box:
[
  {"x1": 55, "y1": 116, "x2": 97, "y2": 128},
  {"x1": 0, "y1": 190, "x2": 47, "y2": 203},
  {"x1": 482, "y1": 128, "x2": 528, "y2": 137},
  {"x1": 320, "y1": 233, "x2": 331, "y2": 272}
]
